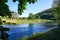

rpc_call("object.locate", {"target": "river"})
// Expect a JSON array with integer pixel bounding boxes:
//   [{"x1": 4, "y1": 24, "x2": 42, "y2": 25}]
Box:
[{"x1": 2, "y1": 22, "x2": 57, "y2": 40}]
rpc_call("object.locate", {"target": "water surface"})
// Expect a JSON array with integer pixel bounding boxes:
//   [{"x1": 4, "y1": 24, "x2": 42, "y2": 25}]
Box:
[{"x1": 3, "y1": 22, "x2": 57, "y2": 40}]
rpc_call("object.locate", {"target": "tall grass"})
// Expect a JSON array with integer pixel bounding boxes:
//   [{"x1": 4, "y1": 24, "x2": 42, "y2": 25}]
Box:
[{"x1": 1, "y1": 17, "x2": 52, "y2": 24}]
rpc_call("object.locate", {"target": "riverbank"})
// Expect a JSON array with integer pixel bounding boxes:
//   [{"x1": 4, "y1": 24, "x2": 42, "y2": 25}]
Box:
[
  {"x1": 21, "y1": 27, "x2": 60, "y2": 40},
  {"x1": 2, "y1": 18, "x2": 52, "y2": 24}
]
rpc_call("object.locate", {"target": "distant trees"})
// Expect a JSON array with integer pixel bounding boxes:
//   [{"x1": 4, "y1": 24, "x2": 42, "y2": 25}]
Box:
[
  {"x1": 22, "y1": 17, "x2": 27, "y2": 19},
  {"x1": 28, "y1": 13, "x2": 36, "y2": 19},
  {"x1": 35, "y1": 15, "x2": 40, "y2": 19},
  {"x1": 34, "y1": 8, "x2": 54, "y2": 20},
  {"x1": 34, "y1": 0, "x2": 60, "y2": 22}
]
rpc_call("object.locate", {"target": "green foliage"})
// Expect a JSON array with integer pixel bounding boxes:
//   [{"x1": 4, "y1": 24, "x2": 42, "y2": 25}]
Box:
[
  {"x1": 34, "y1": 8, "x2": 54, "y2": 20},
  {"x1": 52, "y1": 0, "x2": 60, "y2": 25},
  {"x1": 13, "y1": 0, "x2": 16, "y2": 2},
  {"x1": 22, "y1": 17, "x2": 26, "y2": 19},
  {"x1": 0, "y1": 19, "x2": 2, "y2": 24},
  {"x1": 0, "y1": 0, "x2": 37, "y2": 17},
  {"x1": 0, "y1": 17, "x2": 2, "y2": 24},
  {"x1": 12, "y1": 0, "x2": 37, "y2": 15},
  {"x1": 0, "y1": 0, "x2": 11, "y2": 17},
  {"x1": 0, "y1": 0, "x2": 7, "y2": 4},
  {"x1": 28, "y1": 13, "x2": 36, "y2": 19},
  {"x1": 52, "y1": 0, "x2": 59, "y2": 7}
]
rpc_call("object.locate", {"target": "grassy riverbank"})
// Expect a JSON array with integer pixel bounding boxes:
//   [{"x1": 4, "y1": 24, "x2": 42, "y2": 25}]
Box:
[
  {"x1": 1, "y1": 18, "x2": 52, "y2": 24},
  {"x1": 20, "y1": 27, "x2": 60, "y2": 40}
]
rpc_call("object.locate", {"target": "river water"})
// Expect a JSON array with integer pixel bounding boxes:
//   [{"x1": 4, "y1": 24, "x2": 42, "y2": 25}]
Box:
[{"x1": 2, "y1": 22, "x2": 57, "y2": 40}]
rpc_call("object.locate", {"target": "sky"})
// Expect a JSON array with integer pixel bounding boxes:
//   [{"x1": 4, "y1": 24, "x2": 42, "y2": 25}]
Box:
[{"x1": 6, "y1": 0, "x2": 53, "y2": 17}]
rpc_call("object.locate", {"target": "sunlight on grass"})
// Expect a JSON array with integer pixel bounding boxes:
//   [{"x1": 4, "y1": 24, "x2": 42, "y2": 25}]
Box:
[{"x1": 1, "y1": 17, "x2": 52, "y2": 24}]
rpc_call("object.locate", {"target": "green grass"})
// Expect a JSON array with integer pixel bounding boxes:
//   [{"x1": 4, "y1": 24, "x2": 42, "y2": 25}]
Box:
[{"x1": 1, "y1": 17, "x2": 52, "y2": 24}]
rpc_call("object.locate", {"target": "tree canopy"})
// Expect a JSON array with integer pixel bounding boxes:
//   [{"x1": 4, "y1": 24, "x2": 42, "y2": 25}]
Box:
[
  {"x1": 0, "y1": 0, "x2": 37, "y2": 17},
  {"x1": 0, "y1": 0, "x2": 11, "y2": 17}
]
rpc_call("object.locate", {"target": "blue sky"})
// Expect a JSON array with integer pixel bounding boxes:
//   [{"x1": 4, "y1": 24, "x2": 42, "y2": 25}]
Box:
[{"x1": 6, "y1": 0, "x2": 53, "y2": 17}]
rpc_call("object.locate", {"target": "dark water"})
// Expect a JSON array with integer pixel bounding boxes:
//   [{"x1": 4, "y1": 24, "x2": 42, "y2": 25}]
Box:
[{"x1": 2, "y1": 22, "x2": 57, "y2": 40}]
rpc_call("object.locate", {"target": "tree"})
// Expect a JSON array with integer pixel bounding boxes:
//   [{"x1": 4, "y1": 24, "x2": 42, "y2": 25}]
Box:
[
  {"x1": 52, "y1": 0, "x2": 59, "y2": 7},
  {"x1": 28, "y1": 13, "x2": 33, "y2": 19},
  {"x1": 52, "y1": 0, "x2": 60, "y2": 25},
  {"x1": 0, "y1": 0, "x2": 11, "y2": 17},
  {"x1": 28, "y1": 13, "x2": 36, "y2": 19},
  {"x1": 17, "y1": 0, "x2": 37, "y2": 15},
  {"x1": 0, "y1": 0, "x2": 37, "y2": 17}
]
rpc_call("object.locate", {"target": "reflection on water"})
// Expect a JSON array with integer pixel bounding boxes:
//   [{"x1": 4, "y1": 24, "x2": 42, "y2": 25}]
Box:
[
  {"x1": 2, "y1": 22, "x2": 57, "y2": 40},
  {"x1": 0, "y1": 26, "x2": 10, "y2": 40}
]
